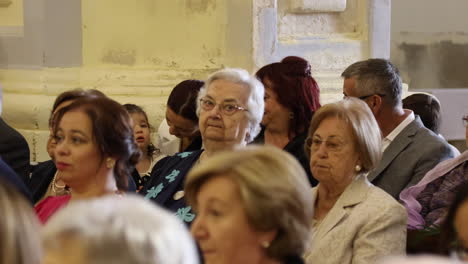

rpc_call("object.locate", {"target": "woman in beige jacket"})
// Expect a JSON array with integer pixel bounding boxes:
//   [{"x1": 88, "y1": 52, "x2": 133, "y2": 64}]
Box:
[{"x1": 303, "y1": 98, "x2": 407, "y2": 264}]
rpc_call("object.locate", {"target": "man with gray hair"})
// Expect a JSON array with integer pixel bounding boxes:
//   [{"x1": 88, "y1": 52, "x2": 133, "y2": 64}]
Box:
[
  {"x1": 0, "y1": 84, "x2": 31, "y2": 183},
  {"x1": 342, "y1": 58, "x2": 456, "y2": 198}
]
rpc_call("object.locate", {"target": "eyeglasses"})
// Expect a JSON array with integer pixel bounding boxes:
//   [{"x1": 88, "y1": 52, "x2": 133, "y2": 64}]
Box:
[
  {"x1": 199, "y1": 98, "x2": 248, "y2": 116},
  {"x1": 305, "y1": 137, "x2": 347, "y2": 153},
  {"x1": 463, "y1": 115, "x2": 468, "y2": 127}
]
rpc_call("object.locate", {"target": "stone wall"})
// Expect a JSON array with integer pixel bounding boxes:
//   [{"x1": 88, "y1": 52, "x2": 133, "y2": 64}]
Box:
[
  {"x1": 391, "y1": 0, "x2": 468, "y2": 144},
  {"x1": 1, "y1": 0, "x2": 391, "y2": 161}
]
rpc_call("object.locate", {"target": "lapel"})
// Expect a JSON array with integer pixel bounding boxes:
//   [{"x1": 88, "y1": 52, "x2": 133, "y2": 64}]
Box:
[
  {"x1": 312, "y1": 175, "x2": 370, "y2": 240},
  {"x1": 368, "y1": 117, "x2": 423, "y2": 182}
]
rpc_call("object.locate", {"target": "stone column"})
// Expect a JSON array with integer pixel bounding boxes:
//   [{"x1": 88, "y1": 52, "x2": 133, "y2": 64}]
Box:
[{"x1": 253, "y1": 0, "x2": 391, "y2": 103}]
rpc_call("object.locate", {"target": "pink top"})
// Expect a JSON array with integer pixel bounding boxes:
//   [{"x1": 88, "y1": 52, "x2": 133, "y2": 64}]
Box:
[{"x1": 35, "y1": 195, "x2": 71, "y2": 224}]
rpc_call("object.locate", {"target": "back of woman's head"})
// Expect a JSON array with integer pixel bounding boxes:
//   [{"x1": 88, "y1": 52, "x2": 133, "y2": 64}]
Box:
[
  {"x1": 42, "y1": 195, "x2": 199, "y2": 264},
  {"x1": 53, "y1": 97, "x2": 140, "y2": 191},
  {"x1": 0, "y1": 178, "x2": 42, "y2": 264},
  {"x1": 256, "y1": 56, "x2": 321, "y2": 135},
  {"x1": 402, "y1": 93, "x2": 441, "y2": 134},
  {"x1": 167, "y1": 80, "x2": 205, "y2": 122}
]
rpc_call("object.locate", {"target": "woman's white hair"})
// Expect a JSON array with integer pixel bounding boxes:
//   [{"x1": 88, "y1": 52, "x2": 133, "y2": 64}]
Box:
[
  {"x1": 379, "y1": 256, "x2": 458, "y2": 264},
  {"x1": 42, "y1": 195, "x2": 199, "y2": 264},
  {"x1": 196, "y1": 68, "x2": 265, "y2": 142}
]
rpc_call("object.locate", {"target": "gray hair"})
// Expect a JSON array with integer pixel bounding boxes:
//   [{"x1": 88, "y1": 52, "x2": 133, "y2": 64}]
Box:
[
  {"x1": 42, "y1": 195, "x2": 199, "y2": 264},
  {"x1": 0, "y1": 179, "x2": 42, "y2": 264},
  {"x1": 185, "y1": 145, "x2": 313, "y2": 261},
  {"x1": 196, "y1": 68, "x2": 264, "y2": 142},
  {"x1": 305, "y1": 98, "x2": 382, "y2": 174},
  {"x1": 342, "y1": 58, "x2": 403, "y2": 107}
]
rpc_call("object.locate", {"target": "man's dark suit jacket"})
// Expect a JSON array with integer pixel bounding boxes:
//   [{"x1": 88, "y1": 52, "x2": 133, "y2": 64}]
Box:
[
  {"x1": 0, "y1": 118, "x2": 30, "y2": 183},
  {"x1": 0, "y1": 158, "x2": 32, "y2": 202},
  {"x1": 369, "y1": 116, "x2": 457, "y2": 199}
]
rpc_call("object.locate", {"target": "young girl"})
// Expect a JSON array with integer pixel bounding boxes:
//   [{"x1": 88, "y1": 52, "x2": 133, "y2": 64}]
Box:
[{"x1": 124, "y1": 104, "x2": 165, "y2": 192}]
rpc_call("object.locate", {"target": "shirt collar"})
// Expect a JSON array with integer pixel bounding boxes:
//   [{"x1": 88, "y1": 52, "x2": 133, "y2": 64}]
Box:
[{"x1": 384, "y1": 109, "x2": 415, "y2": 143}]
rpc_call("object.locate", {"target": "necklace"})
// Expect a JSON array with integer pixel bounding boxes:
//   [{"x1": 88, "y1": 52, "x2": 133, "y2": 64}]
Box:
[{"x1": 51, "y1": 171, "x2": 70, "y2": 196}]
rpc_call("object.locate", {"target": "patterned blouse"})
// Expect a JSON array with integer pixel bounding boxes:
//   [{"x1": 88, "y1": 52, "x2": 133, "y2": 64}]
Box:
[{"x1": 139, "y1": 150, "x2": 203, "y2": 225}]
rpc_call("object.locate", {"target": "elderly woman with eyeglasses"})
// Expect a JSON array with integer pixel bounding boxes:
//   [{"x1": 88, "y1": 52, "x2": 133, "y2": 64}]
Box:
[
  {"x1": 140, "y1": 68, "x2": 264, "y2": 225},
  {"x1": 401, "y1": 114, "x2": 467, "y2": 232},
  {"x1": 303, "y1": 98, "x2": 406, "y2": 264}
]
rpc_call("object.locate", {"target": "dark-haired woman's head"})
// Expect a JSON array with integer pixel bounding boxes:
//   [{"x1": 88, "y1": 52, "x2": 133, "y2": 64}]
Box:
[
  {"x1": 256, "y1": 56, "x2": 321, "y2": 136},
  {"x1": 48, "y1": 89, "x2": 106, "y2": 159},
  {"x1": 166, "y1": 80, "x2": 204, "y2": 139},
  {"x1": 53, "y1": 97, "x2": 140, "y2": 192},
  {"x1": 123, "y1": 104, "x2": 156, "y2": 157}
]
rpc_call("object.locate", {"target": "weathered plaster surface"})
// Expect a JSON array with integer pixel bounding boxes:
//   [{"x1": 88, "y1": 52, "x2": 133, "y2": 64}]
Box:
[
  {"x1": 0, "y1": 0, "x2": 23, "y2": 26},
  {"x1": 82, "y1": 0, "x2": 228, "y2": 69},
  {"x1": 2, "y1": 0, "x2": 393, "y2": 161},
  {"x1": 391, "y1": 0, "x2": 468, "y2": 89},
  {"x1": 289, "y1": 0, "x2": 346, "y2": 13}
]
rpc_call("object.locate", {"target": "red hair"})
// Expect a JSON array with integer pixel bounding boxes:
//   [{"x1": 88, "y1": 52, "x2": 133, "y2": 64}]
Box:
[{"x1": 256, "y1": 56, "x2": 321, "y2": 136}]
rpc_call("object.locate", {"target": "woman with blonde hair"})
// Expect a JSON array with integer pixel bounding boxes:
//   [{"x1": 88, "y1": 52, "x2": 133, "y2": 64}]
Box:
[
  {"x1": 303, "y1": 98, "x2": 406, "y2": 263},
  {"x1": 185, "y1": 145, "x2": 313, "y2": 264},
  {"x1": 0, "y1": 178, "x2": 42, "y2": 264}
]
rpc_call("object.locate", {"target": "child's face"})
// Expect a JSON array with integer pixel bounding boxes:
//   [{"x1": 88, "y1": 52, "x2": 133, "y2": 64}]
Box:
[{"x1": 130, "y1": 112, "x2": 151, "y2": 153}]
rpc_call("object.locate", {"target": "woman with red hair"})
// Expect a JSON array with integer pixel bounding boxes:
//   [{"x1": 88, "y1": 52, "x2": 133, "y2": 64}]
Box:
[{"x1": 254, "y1": 56, "x2": 321, "y2": 185}]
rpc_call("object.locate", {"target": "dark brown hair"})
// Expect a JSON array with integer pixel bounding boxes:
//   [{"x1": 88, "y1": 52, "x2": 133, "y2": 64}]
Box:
[
  {"x1": 53, "y1": 97, "x2": 140, "y2": 191},
  {"x1": 256, "y1": 56, "x2": 321, "y2": 136},
  {"x1": 123, "y1": 103, "x2": 157, "y2": 157},
  {"x1": 167, "y1": 80, "x2": 204, "y2": 122},
  {"x1": 49, "y1": 89, "x2": 105, "y2": 127},
  {"x1": 403, "y1": 93, "x2": 441, "y2": 134}
]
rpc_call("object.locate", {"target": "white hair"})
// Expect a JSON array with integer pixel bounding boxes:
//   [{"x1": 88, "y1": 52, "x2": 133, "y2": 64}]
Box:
[
  {"x1": 196, "y1": 68, "x2": 265, "y2": 142},
  {"x1": 379, "y1": 255, "x2": 459, "y2": 264},
  {"x1": 42, "y1": 195, "x2": 199, "y2": 264}
]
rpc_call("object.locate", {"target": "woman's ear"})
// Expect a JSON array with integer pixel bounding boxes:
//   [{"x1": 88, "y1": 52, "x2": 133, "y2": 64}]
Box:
[
  {"x1": 258, "y1": 229, "x2": 278, "y2": 249},
  {"x1": 370, "y1": 95, "x2": 383, "y2": 115}
]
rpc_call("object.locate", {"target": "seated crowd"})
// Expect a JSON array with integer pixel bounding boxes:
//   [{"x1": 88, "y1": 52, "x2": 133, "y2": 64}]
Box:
[{"x1": 0, "y1": 57, "x2": 467, "y2": 264}]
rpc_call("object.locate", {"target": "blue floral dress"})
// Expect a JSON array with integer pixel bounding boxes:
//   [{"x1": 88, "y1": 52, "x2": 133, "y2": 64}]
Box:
[{"x1": 139, "y1": 150, "x2": 203, "y2": 225}]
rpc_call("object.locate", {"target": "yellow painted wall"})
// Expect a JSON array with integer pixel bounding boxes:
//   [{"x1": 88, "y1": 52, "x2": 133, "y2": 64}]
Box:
[
  {"x1": 0, "y1": 0, "x2": 24, "y2": 26},
  {"x1": 81, "y1": 0, "x2": 242, "y2": 70}
]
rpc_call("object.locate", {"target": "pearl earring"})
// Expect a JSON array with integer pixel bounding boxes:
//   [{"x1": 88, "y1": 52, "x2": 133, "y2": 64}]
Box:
[
  {"x1": 355, "y1": 165, "x2": 362, "y2": 172},
  {"x1": 261, "y1": 241, "x2": 270, "y2": 249},
  {"x1": 106, "y1": 158, "x2": 115, "y2": 169}
]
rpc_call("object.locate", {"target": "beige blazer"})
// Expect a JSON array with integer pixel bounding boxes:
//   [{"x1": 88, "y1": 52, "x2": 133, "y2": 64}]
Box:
[{"x1": 304, "y1": 175, "x2": 407, "y2": 264}]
